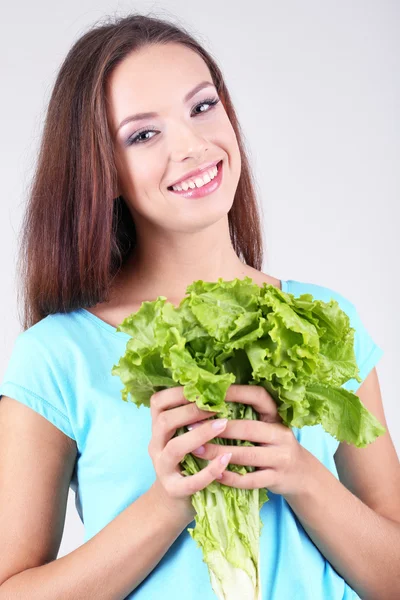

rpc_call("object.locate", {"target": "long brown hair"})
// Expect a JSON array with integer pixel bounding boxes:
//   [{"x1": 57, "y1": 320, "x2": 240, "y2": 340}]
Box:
[{"x1": 17, "y1": 13, "x2": 264, "y2": 331}]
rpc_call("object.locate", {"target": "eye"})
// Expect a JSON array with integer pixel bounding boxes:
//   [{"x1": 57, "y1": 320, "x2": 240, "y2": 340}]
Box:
[
  {"x1": 127, "y1": 130, "x2": 157, "y2": 145},
  {"x1": 191, "y1": 96, "x2": 220, "y2": 115},
  {"x1": 126, "y1": 96, "x2": 220, "y2": 146}
]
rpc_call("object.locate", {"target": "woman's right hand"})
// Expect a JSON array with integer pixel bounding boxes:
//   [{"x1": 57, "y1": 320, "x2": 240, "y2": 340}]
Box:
[{"x1": 147, "y1": 386, "x2": 232, "y2": 524}]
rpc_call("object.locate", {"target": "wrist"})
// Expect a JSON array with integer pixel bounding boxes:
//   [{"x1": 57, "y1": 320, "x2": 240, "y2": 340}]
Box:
[
  {"x1": 284, "y1": 446, "x2": 320, "y2": 503},
  {"x1": 147, "y1": 479, "x2": 195, "y2": 529}
]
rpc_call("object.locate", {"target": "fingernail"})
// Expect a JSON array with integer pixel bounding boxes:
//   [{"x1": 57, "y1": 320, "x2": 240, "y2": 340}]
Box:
[
  {"x1": 212, "y1": 418, "x2": 228, "y2": 430},
  {"x1": 220, "y1": 452, "x2": 232, "y2": 466},
  {"x1": 193, "y1": 445, "x2": 205, "y2": 455}
]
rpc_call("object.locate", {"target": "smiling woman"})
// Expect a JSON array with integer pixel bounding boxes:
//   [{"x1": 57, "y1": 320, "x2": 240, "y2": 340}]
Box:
[{"x1": 0, "y1": 9, "x2": 395, "y2": 600}]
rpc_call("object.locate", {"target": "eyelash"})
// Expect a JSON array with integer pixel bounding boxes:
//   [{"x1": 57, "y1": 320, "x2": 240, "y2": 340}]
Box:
[{"x1": 126, "y1": 96, "x2": 220, "y2": 146}]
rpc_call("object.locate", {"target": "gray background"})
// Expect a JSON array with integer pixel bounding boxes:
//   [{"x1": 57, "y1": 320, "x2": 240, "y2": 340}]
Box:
[{"x1": 1, "y1": 1, "x2": 398, "y2": 557}]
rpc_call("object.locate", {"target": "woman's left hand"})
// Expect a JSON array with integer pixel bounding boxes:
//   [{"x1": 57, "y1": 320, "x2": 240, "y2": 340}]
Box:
[{"x1": 190, "y1": 384, "x2": 311, "y2": 497}]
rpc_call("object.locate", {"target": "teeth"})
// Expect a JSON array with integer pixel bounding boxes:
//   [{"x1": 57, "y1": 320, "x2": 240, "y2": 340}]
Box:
[{"x1": 171, "y1": 164, "x2": 219, "y2": 191}]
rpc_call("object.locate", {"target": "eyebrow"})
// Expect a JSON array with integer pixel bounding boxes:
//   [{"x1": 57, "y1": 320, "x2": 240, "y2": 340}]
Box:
[{"x1": 116, "y1": 80, "x2": 216, "y2": 133}]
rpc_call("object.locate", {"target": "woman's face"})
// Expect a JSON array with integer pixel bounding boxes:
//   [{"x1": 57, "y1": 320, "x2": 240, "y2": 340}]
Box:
[{"x1": 106, "y1": 43, "x2": 241, "y2": 234}]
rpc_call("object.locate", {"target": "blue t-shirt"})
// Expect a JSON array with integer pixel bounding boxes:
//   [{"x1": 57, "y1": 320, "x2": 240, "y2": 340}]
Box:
[{"x1": 0, "y1": 279, "x2": 384, "y2": 600}]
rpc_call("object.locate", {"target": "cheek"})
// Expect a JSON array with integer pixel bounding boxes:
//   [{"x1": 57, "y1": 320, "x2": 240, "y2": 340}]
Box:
[{"x1": 121, "y1": 156, "x2": 166, "y2": 198}]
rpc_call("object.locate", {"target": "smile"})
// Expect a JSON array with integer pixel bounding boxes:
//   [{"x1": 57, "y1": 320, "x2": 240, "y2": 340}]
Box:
[{"x1": 167, "y1": 160, "x2": 223, "y2": 199}]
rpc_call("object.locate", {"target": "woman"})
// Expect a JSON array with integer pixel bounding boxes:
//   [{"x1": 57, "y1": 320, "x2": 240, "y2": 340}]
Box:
[{"x1": 0, "y1": 13, "x2": 398, "y2": 600}]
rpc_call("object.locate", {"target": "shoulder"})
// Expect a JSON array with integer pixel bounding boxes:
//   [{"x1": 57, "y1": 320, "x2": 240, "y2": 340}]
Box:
[
  {"x1": 0, "y1": 311, "x2": 85, "y2": 443},
  {"x1": 284, "y1": 278, "x2": 354, "y2": 310},
  {"x1": 9, "y1": 310, "x2": 87, "y2": 369},
  {"x1": 283, "y1": 278, "x2": 384, "y2": 389},
  {"x1": 246, "y1": 269, "x2": 354, "y2": 312},
  {"x1": 257, "y1": 272, "x2": 382, "y2": 371}
]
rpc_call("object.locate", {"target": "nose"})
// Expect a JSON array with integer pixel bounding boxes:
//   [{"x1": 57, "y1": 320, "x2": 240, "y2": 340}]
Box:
[{"x1": 169, "y1": 121, "x2": 209, "y2": 163}]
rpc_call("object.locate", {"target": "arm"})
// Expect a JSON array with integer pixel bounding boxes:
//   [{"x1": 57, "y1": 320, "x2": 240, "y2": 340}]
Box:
[
  {"x1": 284, "y1": 448, "x2": 400, "y2": 600},
  {"x1": 0, "y1": 396, "x2": 191, "y2": 600},
  {"x1": 284, "y1": 368, "x2": 400, "y2": 600},
  {"x1": 1, "y1": 481, "x2": 190, "y2": 600}
]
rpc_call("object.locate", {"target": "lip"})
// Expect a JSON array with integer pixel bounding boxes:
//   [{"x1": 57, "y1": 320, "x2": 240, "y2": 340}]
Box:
[
  {"x1": 167, "y1": 159, "x2": 222, "y2": 189},
  {"x1": 168, "y1": 159, "x2": 223, "y2": 199}
]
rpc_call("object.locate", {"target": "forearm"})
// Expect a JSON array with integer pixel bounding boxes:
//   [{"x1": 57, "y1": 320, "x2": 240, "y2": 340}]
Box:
[
  {"x1": 0, "y1": 482, "x2": 190, "y2": 600},
  {"x1": 284, "y1": 449, "x2": 400, "y2": 600}
]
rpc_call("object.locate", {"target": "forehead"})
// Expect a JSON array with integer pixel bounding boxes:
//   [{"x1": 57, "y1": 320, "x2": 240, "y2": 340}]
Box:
[{"x1": 106, "y1": 43, "x2": 212, "y2": 127}]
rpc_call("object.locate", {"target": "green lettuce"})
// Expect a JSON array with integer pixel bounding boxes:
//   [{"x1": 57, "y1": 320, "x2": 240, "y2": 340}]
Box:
[{"x1": 111, "y1": 277, "x2": 385, "y2": 599}]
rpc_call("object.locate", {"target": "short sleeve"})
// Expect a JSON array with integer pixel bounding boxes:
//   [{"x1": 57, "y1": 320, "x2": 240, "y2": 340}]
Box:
[
  {"x1": 340, "y1": 299, "x2": 384, "y2": 394},
  {"x1": 0, "y1": 330, "x2": 76, "y2": 441}
]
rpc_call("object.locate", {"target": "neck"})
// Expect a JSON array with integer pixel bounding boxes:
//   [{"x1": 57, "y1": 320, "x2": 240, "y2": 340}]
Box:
[{"x1": 114, "y1": 216, "x2": 254, "y2": 304}]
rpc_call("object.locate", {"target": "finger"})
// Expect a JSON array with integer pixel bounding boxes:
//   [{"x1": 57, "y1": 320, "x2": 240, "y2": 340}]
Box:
[
  {"x1": 161, "y1": 418, "x2": 228, "y2": 473},
  {"x1": 152, "y1": 403, "x2": 218, "y2": 453},
  {"x1": 225, "y1": 384, "x2": 282, "y2": 423},
  {"x1": 192, "y1": 442, "x2": 280, "y2": 467},
  {"x1": 150, "y1": 387, "x2": 190, "y2": 421},
  {"x1": 215, "y1": 419, "x2": 290, "y2": 445},
  {"x1": 150, "y1": 387, "x2": 216, "y2": 422},
  {"x1": 165, "y1": 452, "x2": 232, "y2": 497},
  {"x1": 217, "y1": 466, "x2": 276, "y2": 490}
]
